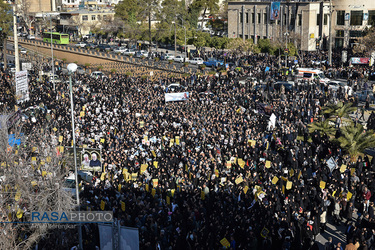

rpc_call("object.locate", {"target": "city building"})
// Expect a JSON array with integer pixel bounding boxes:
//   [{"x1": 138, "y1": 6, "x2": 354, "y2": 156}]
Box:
[{"x1": 228, "y1": 0, "x2": 375, "y2": 51}]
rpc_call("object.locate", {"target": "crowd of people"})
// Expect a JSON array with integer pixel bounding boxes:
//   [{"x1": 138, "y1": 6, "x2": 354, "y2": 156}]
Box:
[{"x1": 2, "y1": 49, "x2": 375, "y2": 250}]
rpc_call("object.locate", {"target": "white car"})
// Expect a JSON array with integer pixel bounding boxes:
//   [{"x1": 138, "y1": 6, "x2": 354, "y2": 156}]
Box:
[
  {"x1": 20, "y1": 48, "x2": 27, "y2": 54},
  {"x1": 164, "y1": 53, "x2": 175, "y2": 61},
  {"x1": 27, "y1": 34, "x2": 35, "y2": 40},
  {"x1": 174, "y1": 56, "x2": 186, "y2": 63},
  {"x1": 190, "y1": 57, "x2": 204, "y2": 65},
  {"x1": 75, "y1": 42, "x2": 87, "y2": 48},
  {"x1": 124, "y1": 49, "x2": 136, "y2": 56},
  {"x1": 113, "y1": 46, "x2": 127, "y2": 54},
  {"x1": 90, "y1": 71, "x2": 106, "y2": 79}
]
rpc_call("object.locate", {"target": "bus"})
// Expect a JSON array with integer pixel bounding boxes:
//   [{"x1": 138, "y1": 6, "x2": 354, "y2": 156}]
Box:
[{"x1": 42, "y1": 32, "x2": 69, "y2": 45}]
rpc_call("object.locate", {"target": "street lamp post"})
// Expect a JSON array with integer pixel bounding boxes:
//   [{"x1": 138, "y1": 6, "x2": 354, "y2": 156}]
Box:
[
  {"x1": 50, "y1": 15, "x2": 55, "y2": 91},
  {"x1": 13, "y1": 5, "x2": 20, "y2": 72},
  {"x1": 328, "y1": 0, "x2": 333, "y2": 66},
  {"x1": 67, "y1": 63, "x2": 83, "y2": 250}
]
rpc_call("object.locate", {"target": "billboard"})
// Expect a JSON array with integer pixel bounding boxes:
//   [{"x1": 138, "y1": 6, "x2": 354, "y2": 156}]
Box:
[
  {"x1": 270, "y1": 2, "x2": 281, "y2": 21},
  {"x1": 350, "y1": 57, "x2": 369, "y2": 65},
  {"x1": 165, "y1": 92, "x2": 190, "y2": 102},
  {"x1": 67, "y1": 147, "x2": 102, "y2": 172},
  {"x1": 15, "y1": 70, "x2": 29, "y2": 103}
]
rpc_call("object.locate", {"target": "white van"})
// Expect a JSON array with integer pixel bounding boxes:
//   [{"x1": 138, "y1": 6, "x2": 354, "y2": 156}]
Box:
[{"x1": 296, "y1": 68, "x2": 330, "y2": 84}]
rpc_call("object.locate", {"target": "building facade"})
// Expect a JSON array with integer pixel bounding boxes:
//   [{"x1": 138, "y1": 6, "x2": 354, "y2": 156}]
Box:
[{"x1": 228, "y1": 0, "x2": 375, "y2": 51}]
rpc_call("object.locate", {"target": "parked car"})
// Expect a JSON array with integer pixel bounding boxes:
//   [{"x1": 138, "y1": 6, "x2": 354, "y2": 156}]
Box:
[
  {"x1": 27, "y1": 34, "x2": 36, "y2": 40},
  {"x1": 90, "y1": 71, "x2": 106, "y2": 79},
  {"x1": 85, "y1": 43, "x2": 98, "y2": 49},
  {"x1": 328, "y1": 81, "x2": 347, "y2": 92},
  {"x1": 75, "y1": 42, "x2": 87, "y2": 48},
  {"x1": 203, "y1": 57, "x2": 224, "y2": 67},
  {"x1": 97, "y1": 44, "x2": 111, "y2": 52},
  {"x1": 124, "y1": 49, "x2": 136, "y2": 56},
  {"x1": 20, "y1": 47, "x2": 27, "y2": 54},
  {"x1": 354, "y1": 90, "x2": 375, "y2": 103},
  {"x1": 190, "y1": 57, "x2": 204, "y2": 65},
  {"x1": 164, "y1": 53, "x2": 175, "y2": 61},
  {"x1": 174, "y1": 56, "x2": 186, "y2": 63},
  {"x1": 113, "y1": 46, "x2": 127, "y2": 54}
]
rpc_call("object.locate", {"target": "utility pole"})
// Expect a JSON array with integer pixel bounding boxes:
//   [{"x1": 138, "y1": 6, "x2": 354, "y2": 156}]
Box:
[
  {"x1": 242, "y1": 5, "x2": 245, "y2": 42},
  {"x1": 149, "y1": 11, "x2": 152, "y2": 55},
  {"x1": 13, "y1": 5, "x2": 20, "y2": 72},
  {"x1": 328, "y1": 0, "x2": 332, "y2": 66},
  {"x1": 174, "y1": 16, "x2": 177, "y2": 58},
  {"x1": 50, "y1": 15, "x2": 55, "y2": 91}
]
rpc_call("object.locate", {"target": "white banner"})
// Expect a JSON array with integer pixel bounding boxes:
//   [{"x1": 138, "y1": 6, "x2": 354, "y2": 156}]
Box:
[
  {"x1": 22, "y1": 63, "x2": 32, "y2": 71},
  {"x1": 99, "y1": 224, "x2": 113, "y2": 250},
  {"x1": 165, "y1": 92, "x2": 190, "y2": 102},
  {"x1": 15, "y1": 70, "x2": 29, "y2": 103},
  {"x1": 119, "y1": 227, "x2": 139, "y2": 250}
]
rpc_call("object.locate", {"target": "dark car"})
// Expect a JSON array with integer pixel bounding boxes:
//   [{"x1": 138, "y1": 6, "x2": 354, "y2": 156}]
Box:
[
  {"x1": 85, "y1": 43, "x2": 98, "y2": 49},
  {"x1": 98, "y1": 44, "x2": 111, "y2": 52},
  {"x1": 354, "y1": 90, "x2": 375, "y2": 103},
  {"x1": 274, "y1": 81, "x2": 294, "y2": 92}
]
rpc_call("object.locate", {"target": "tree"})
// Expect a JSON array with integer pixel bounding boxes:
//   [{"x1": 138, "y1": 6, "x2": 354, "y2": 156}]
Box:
[
  {"x1": 336, "y1": 124, "x2": 375, "y2": 162},
  {"x1": 362, "y1": 26, "x2": 375, "y2": 57},
  {"x1": 226, "y1": 38, "x2": 255, "y2": 55},
  {"x1": 308, "y1": 120, "x2": 336, "y2": 138},
  {"x1": 16, "y1": 0, "x2": 34, "y2": 35},
  {"x1": 322, "y1": 101, "x2": 356, "y2": 126},
  {"x1": 0, "y1": 115, "x2": 74, "y2": 249},
  {"x1": 0, "y1": 1, "x2": 12, "y2": 69},
  {"x1": 192, "y1": 0, "x2": 219, "y2": 30}
]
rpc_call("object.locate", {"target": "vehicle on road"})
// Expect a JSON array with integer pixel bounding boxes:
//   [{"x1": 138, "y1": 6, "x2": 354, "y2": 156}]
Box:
[
  {"x1": 124, "y1": 49, "x2": 136, "y2": 56},
  {"x1": 296, "y1": 68, "x2": 330, "y2": 84},
  {"x1": 113, "y1": 46, "x2": 127, "y2": 54},
  {"x1": 164, "y1": 53, "x2": 175, "y2": 61},
  {"x1": 85, "y1": 43, "x2": 98, "y2": 49},
  {"x1": 27, "y1": 34, "x2": 36, "y2": 40},
  {"x1": 90, "y1": 71, "x2": 106, "y2": 79},
  {"x1": 97, "y1": 44, "x2": 111, "y2": 52},
  {"x1": 328, "y1": 81, "x2": 347, "y2": 92},
  {"x1": 203, "y1": 58, "x2": 224, "y2": 67},
  {"x1": 43, "y1": 32, "x2": 69, "y2": 45},
  {"x1": 75, "y1": 42, "x2": 87, "y2": 48},
  {"x1": 20, "y1": 47, "x2": 27, "y2": 54},
  {"x1": 190, "y1": 57, "x2": 204, "y2": 65},
  {"x1": 174, "y1": 56, "x2": 186, "y2": 63}
]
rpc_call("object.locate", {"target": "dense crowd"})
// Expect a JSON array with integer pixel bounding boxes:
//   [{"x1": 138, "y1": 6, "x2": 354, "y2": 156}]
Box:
[{"x1": 2, "y1": 50, "x2": 375, "y2": 250}]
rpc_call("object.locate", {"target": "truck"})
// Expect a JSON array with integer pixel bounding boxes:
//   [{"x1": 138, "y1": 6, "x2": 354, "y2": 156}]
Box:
[{"x1": 295, "y1": 68, "x2": 330, "y2": 84}]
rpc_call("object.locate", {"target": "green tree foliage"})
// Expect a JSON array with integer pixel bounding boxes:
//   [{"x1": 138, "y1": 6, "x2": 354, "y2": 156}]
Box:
[
  {"x1": 308, "y1": 120, "x2": 336, "y2": 138},
  {"x1": 114, "y1": 0, "x2": 139, "y2": 24},
  {"x1": 322, "y1": 102, "x2": 356, "y2": 125},
  {"x1": 210, "y1": 36, "x2": 228, "y2": 49},
  {"x1": 192, "y1": 0, "x2": 220, "y2": 29},
  {"x1": 336, "y1": 124, "x2": 375, "y2": 161},
  {"x1": 0, "y1": 1, "x2": 12, "y2": 68},
  {"x1": 226, "y1": 38, "x2": 255, "y2": 54}
]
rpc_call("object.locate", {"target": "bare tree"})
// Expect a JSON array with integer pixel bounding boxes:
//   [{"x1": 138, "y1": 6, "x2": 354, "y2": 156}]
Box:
[
  {"x1": 16, "y1": 0, "x2": 35, "y2": 35},
  {"x1": 0, "y1": 114, "x2": 74, "y2": 249}
]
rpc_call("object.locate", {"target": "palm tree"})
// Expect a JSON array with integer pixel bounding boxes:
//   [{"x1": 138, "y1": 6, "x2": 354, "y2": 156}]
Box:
[
  {"x1": 336, "y1": 124, "x2": 375, "y2": 162},
  {"x1": 322, "y1": 102, "x2": 356, "y2": 126},
  {"x1": 308, "y1": 120, "x2": 336, "y2": 138}
]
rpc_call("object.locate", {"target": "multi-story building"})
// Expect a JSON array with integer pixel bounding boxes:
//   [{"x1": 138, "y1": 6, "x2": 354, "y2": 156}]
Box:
[{"x1": 228, "y1": 0, "x2": 375, "y2": 51}]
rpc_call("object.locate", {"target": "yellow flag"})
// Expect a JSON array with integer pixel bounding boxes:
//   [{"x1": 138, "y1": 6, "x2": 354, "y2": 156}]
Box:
[
  {"x1": 46, "y1": 157, "x2": 51, "y2": 163},
  {"x1": 152, "y1": 179, "x2": 158, "y2": 187},
  {"x1": 151, "y1": 189, "x2": 156, "y2": 197},
  {"x1": 201, "y1": 190, "x2": 205, "y2": 200},
  {"x1": 169, "y1": 139, "x2": 174, "y2": 147},
  {"x1": 153, "y1": 161, "x2": 158, "y2": 168},
  {"x1": 100, "y1": 138, "x2": 105, "y2": 143},
  {"x1": 15, "y1": 192, "x2": 21, "y2": 201},
  {"x1": 347, "y1": 191, "x2": 353, "y2": 200},
  {"x1": 175, "y1": 136, "x2": 180, "y2": 145},
  {"x1": 59, "y1": 136, "x2": 63, "y2": 142},
  {"x1": 140, "y1": 121, "x2": 144, "y2": 128},
  {"x1": 16, "y1": 208, "x2": 23, "y2": 219},
  {"x1": 151, "y1": 150, "x2": 156, "y2": 157},
  {"x1": 248, "y1": 140, "x2": 256, "y2": 147},
  {"x1": 286, "y1": 181, "x2": 292, "y2": 190},
  {"x1": 220, "y1": 238, "x2": 230, "y2": 248},
  {"x1": 140, "y1": 164, "x2": 147, "y2": 174},
  {"x1": 59, "y1": 146, "x2": 64, "y2": 153},
  {"x1": 215, "y1": 169, "x2": 219, "y2": 177},
  {"x1": 42, "y1": 171, "x2": 47, "y2": 177},
  {"x1": 100, "y1": 200, "x2": 105, "y2": 210},
  {"x1": 226, "y1": 161, "x2": 232, "y2": 168},
  {"x1": 80, "y1": 111, "x2": 85, "y2": 117},
  {"x1": 131, "y1": 173, "x2": 137, "y2": 180},
  {"x1": 31, "y1": 181, "x2": 37, "y2": 186},
  {"x1": 171, "y1": 189, "x2": 175, "y2": 197},
  {"x1": 289, "y1": 169, "x2": 294, "y2": 177},
  {"x1": 272, "y1": 176, "x2": 279, "y2": 185},
  {"x1": 340, "y1": 165, "x2": 347, "y2": 173},
  {"x1": 118, "y1": 184, "x2": 122, "y2": 192},
  {"x1": 265, "y1": 161, "x2": 271, "y2": 168},
  {"x1": 238, "y1": 158, "x2": 245, "y2": 168},
  {"x1": 298, "y1": 171, "x2": 302, "y2": 180},
  {"x1": 145, "y1": 184, "x2": 149, "y2": 192},
  {"x1": 32, "y1": 157, "x2": 37, "y2": 162},
  {"x1": 122, "y1": 168, "x2": 128, "y2": 175},
  {"x1": 244, "y1": 186, "x2": 249, "y2": 194},
  {"x1": 53, "y1": 127, "x2": 57, "y2": 132},
  {"x1": 282, "y1": 185, "x2": 285, "y2": 194},
  {"x1": 235, "y1": 176, "x2": 243, "y2": 184},
  {"x1": 166, "y1": 196, "x2": 170, "y2": 205},
  {"x1": 121, "y1": 201, "x2": 125, "y2": 211},
  {"x1": 350, "y1": 168, "x2": 355, "y2": 176},
  {"x1": 100, "y1": 172, "x2": 106, "y2": 181},
  {"x1": 320, "y1": 181, "x2": 326, "y2": 189}
]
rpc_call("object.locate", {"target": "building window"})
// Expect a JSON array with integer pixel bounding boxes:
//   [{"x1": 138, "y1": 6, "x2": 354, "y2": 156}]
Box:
[
  {"x1": 246, "y1": 13, "x2": 249, "y2": 23},
  {"x1": 335, "y1": 38, "x2": 344, "y2": 48},
  {"x1": 82, "y1": 15, "x2": 88, "y2": 21},
  {"x1": 350, "y1": 30, "x2": 363, "y2": 37},
  {"x1": 350, "y1": 11, "x2": 363, "y2": 25},
  {"x1": 240, "y1": 12, "x2": 243, "y2": 23},
  {"x1": 336, "y1": 10, "x2": 345, "y2": 25},
  {"x1": 264, "y1": 13, "x2": 267, "y2": 24},
  {"x1": 283, "y1": 14, "x2": 286, "y2": 25},
  {"x1": 258, "y1": 13, "x2": 261, "y2": 24},
  {"x1": 324, "y1": 14, "x2": 328, "y2": 25},
  {"x1": 298, "y1": 14, "x2": 302, "y2": 26},
  {"x1": 317, "y1": 13, "x2": 320, "y2": 26},
  {"x1": 251, "y1": 13, "x2": 255, "y2": 24},
  {"x1": 336, "y1": 30, "x2": 344, "y2": 37},
  {"x1": 91, "y1": 15, "x2": 96, "y2": 21},
  {"x1": 368, "y1": 10, "x2": 375, "y2": 26}
]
